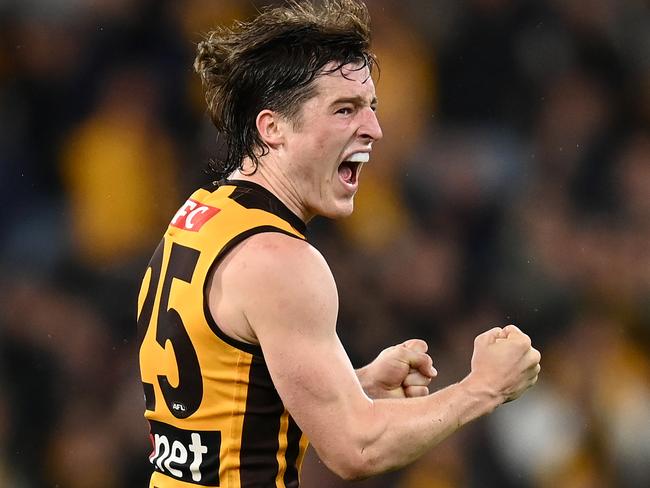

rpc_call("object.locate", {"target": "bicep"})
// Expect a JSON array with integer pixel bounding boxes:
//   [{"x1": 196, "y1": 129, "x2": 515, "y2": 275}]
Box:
[
  {"x1": 238, "y1": 235, "x2": 372, "y2": 458},
  {"x1": 260, "y1": 319, "x2": 370, "y2": 448}
]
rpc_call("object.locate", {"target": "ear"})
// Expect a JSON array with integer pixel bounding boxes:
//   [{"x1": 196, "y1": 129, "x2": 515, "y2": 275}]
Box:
[{"x1": 256, "y1": 109, "x2": 285, "y2": 149}]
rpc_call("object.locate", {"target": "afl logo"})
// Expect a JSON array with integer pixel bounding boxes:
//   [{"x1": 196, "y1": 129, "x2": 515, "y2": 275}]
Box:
[{"x1": 172, "y1": 402, "x2": 187, "y2": 412}]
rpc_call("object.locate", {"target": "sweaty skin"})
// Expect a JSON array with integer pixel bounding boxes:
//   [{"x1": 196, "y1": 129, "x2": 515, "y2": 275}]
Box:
[
  {"x1": 208, "y1": 63, "x2": 541, "y2": 480},
  {"x1": 209, "y1": 233, "x2": 540, "y2": 479}
]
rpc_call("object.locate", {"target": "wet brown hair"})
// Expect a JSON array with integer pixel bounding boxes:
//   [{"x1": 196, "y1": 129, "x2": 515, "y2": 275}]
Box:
[{"x1": 194, "y1": 0, "x2": 375, "y2": 179}]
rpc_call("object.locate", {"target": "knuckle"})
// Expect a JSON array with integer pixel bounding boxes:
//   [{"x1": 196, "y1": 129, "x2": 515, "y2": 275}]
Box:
[
  {"x1": 406, "y1": 372, "x2": 430, "y2": 386},
  {"x1": 404, "y1": 339, "x2": 428, "y2": 353},
  {"x1": 415, "y1": 339, "x2": 428, "y2": 350},
  {"x1": 410, "y1": 386, "x2": 428, "y2": 397}
]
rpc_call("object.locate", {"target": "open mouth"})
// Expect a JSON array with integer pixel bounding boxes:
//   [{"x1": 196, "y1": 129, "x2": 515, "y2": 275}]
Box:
[{"x1": 338, "y1": 152, "x2": 369, "y2": 186}]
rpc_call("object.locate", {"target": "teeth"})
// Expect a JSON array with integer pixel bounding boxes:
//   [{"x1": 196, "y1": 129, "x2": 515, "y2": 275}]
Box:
[{"x1": 347, "y1": 152, "x2": 369, "y2": 163}]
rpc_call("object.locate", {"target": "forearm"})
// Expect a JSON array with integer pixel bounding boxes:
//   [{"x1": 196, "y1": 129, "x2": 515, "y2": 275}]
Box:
[{"x1": 349, "y1": 378, "x2": 501, "y2": 477}]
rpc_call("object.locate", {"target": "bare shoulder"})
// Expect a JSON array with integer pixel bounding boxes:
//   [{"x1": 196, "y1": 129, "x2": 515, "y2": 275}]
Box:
[
  {"x1": 230, "y1": 232, "x2": 335, "y2": 291},
  {"x1": 207, "y1": 231, "x2": 338, "y2": 344}
]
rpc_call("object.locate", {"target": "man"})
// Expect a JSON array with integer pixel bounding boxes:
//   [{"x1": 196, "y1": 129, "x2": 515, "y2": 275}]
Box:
[{"x1": 137, "y1": 1, "x2": 541, "y2": 487}]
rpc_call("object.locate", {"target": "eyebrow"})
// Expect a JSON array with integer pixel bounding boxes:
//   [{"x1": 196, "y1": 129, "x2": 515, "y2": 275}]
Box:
[{"x1": 331, "y1": 95, "x2": 378, "y2": 108}]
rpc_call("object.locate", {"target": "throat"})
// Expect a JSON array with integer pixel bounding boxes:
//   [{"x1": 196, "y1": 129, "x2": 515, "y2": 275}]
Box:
[{"x1": 338, "y1": 161, "x2": 357, "y2": 184}]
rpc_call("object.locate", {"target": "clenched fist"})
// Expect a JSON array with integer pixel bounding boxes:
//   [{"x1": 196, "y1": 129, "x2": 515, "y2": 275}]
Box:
[
  {"x1": 462, "y1": 325, "x2": 541, "y2": 405},
  {"x1": 357, "y1": 339, "x2": 437, "y2": 399}
]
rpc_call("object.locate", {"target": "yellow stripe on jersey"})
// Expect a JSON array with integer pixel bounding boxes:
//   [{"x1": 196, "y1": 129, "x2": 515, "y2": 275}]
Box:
[
  {"x1": 275, "y1": 411, "x2": 291, "y2": 488},
  {"x1": 138, "y1": 180, "x2": 308, "y2": 488}
]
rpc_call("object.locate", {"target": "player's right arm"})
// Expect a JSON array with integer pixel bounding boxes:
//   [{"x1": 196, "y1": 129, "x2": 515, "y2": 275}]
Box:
[{"x1": 209, "y1": 232, "x2": 541, "y2": 480}]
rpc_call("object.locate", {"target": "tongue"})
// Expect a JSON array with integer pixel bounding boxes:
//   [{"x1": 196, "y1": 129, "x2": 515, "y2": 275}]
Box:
[{"x1": 339, "y1": 163, "x2": 353, "y2": 182}]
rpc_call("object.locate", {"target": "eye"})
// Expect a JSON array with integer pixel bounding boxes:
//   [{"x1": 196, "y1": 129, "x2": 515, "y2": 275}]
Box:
[{"x1": 336, "y1": 106, "x2": 354, "y2": 115}]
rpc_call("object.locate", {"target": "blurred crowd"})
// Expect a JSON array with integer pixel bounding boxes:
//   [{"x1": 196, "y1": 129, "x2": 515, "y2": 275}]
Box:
[{"x1": 1, "y1": 0, "x2": 649, "y2": 487}]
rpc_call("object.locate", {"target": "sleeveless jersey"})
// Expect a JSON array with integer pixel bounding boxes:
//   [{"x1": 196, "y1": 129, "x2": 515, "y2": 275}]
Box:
[{"x1": 137, "y1": 180, "x2": 309, "y2": 488}]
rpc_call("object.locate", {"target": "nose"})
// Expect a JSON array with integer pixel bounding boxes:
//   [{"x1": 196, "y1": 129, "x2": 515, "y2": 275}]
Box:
[{"x1": 358, "y1": 107, "x2": 383, "y2": 142}]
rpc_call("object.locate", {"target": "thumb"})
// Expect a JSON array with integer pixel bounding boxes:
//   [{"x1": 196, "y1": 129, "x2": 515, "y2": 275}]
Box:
[
  {"x1": 478, "y1": 327, "x2": 505, "y2": 345},
  {"x1": 502, "y1": 324, "x2": 523, "y2": 338}
]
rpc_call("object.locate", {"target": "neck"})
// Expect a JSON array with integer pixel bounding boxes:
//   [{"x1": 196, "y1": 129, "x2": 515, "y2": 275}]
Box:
[{"x1": 229, "y1": 158, "x2": 312, "y2": 223}]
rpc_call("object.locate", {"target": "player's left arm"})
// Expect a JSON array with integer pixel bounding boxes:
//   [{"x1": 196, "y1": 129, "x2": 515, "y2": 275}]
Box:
[{"x1": 356, "y1": 340, "x2": 437, "y2": 399}]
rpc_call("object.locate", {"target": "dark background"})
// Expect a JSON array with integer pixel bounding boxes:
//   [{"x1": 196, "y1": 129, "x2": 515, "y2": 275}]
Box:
[{"x1": 1, "y1": 0, "x2": 649, "y2": 486}]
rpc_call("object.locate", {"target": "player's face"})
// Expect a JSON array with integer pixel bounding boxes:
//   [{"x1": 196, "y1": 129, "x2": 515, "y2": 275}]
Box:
[{"x1": 282, "y1": 62, "x2": 383, "y2": 220}]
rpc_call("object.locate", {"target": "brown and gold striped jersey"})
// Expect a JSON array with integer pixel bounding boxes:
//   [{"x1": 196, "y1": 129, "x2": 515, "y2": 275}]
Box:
[{"x1": 137, "y1": 180, "x2": 309, "y2": 488}]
